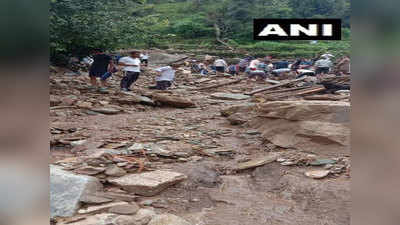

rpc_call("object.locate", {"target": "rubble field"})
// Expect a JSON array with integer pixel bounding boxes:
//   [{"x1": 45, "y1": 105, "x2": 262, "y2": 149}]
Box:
[{"x1": 50, "y1": 51, "x2": 350, "y2": 225}]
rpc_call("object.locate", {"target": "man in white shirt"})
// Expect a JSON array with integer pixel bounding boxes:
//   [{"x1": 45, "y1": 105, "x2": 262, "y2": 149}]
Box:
[
  {"x1": 118, "y1": 51, "x2": 141, "y2": 92},
  {"x1": 149, "y1": 64, "x2": 179, "y2": 90},
  {"x1": 214, "y1": 58, "x2": 228, "y2": 75},
  {"x1": 140, "y1": 52, "x2": 149, "y2": 67},
  {"x1": 321, "y1": 52, "x2": 334, "y2": 59},
  {"x1": 314, "y1": 56, "x2": 333, "y2": 75}
]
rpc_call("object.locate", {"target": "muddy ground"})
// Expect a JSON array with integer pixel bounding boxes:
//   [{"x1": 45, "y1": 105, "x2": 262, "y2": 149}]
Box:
[{"x1": 50, "y1": 54, "x2": 350, "y2": 225}]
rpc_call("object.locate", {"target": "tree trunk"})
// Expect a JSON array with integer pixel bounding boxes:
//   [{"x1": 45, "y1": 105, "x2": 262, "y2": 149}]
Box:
[{"x1": 214, "y1": 23, "x2": 234, "y2": 50}]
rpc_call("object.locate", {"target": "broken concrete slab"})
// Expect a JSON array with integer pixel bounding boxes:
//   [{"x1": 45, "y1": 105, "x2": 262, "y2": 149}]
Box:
[
  {"x1": 148, "y1": 214, "x2": 191, "y2": 225},
  {"x1": 234, "y1": 153, "x2": 281, "y2": 171},
  {"x1": 108, "y1": 170, "x2": 187, "y2": 197},
  {"x1": 210, "y1": 93, "x2": 251, "y2": 101},
  {"x1": 50, "y1": 165, "x2": 103, "y2": 218}
]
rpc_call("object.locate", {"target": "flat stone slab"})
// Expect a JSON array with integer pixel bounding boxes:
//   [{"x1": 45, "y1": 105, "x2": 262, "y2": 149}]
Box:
[
  {"x1": 120, "y1": 92, "x2": 155, "y2": 106},
  {"x1": 108, "y1": 203, "x2": 140, "y2": 215},
  {"x1": 234, "y1": 153, "x2": 281, "y2": 171},
  {"x1": 152, "y1": 94, "x2": 196, "y2": 108},
  {"x1": 210, "y1": 93, "x2": 251, "y2": 101},
  {"x1": 50, "y1": 165, "x2": 103, "y2": 218},
  {"x1": 108, "y1": 170, "x2": 187, "y2": 197}
]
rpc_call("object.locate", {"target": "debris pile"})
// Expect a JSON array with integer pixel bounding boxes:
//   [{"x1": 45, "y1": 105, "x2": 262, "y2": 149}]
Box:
[{"x1": 50, "y1": 50, "x2": 351, "y2": 225}]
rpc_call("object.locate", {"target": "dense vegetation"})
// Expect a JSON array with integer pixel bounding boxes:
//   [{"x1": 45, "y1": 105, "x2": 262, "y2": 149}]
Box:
[{"x1": 50, "y1": 0, "x2": 351, "y2": 63}]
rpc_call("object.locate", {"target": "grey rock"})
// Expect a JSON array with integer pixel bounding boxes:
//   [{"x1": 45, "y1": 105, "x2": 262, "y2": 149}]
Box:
[
  {"x1": 50, "y1": 165, "x2": 103, "y2": 218},
  {"x1": 109, "y1": 170, "x2": 187, "y2": 197},
  {"x1": 74, "y1": 166, "x2": 105, "y2": 175},
  {"x1": 132, "y1": 209, "x2": 157, "y2": 225},
  {"x1": 148, "y1": 214, "x2": 191, "y2": 225},
  {"x1": 234, "y1": 153, "x2": 281, "y2": 171},
  {"x1": 187, "y1": 164, "x2": 220, "y2": 188}
]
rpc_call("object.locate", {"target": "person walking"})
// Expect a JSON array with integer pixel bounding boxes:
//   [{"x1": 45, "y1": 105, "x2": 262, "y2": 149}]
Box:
[
  {"x1": 88, "y1": 49, "x2": 114, "y2": 92},
  {"x1": 118, "y1": 51, "x2": 141, "y2": 92}
]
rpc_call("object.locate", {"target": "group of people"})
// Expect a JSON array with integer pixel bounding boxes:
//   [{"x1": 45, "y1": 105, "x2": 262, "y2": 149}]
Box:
[
  {"x1": 191, "y1": 52, "x2": 350, "y2": 82},
  {"x1": 87, "y1": 49, "x2": 176, "y2": 92},
  {"x1": 86, "y1": 49, "x2": 350, "y2": 92}
]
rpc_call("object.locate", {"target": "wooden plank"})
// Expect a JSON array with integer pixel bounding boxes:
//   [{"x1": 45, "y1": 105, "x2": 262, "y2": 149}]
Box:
[
  {"x1": 295, "y1": 87, "x2": 326, "y2": 96},
  {"x1": 304, "y1": 94, "x2": 348, "y2": 101},
  {"x1": 245, "y1": 77, "x2": 307, "y2": 95},
  {"x1": 263, "y1": 86, "x2": 311, "y2": 95},
  {"x1": 196, "y1": 78, "x2": 246, "y2": 91}
]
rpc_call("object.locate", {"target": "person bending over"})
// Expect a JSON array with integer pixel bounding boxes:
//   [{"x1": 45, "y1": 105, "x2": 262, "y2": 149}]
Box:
[{"x1": 149, "y1": 64, "x2": 179, "y2": 90}]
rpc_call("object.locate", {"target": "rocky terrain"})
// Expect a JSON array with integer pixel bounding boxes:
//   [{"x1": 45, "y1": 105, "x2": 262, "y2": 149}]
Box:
[{"x1": 50, "y1": 51, "x2": 351, "y2": 225}]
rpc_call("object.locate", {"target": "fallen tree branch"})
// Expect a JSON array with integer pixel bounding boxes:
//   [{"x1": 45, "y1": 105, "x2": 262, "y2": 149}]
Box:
[
  {"x1": 196, "y1": 78, "x2": 246, "y2": 91},
  {"x1": 262, "y1": 86, "x2": 311, "y2": 95},
  {"x1": 303, "y1": 94, "x2": 349, "y2": 101}
]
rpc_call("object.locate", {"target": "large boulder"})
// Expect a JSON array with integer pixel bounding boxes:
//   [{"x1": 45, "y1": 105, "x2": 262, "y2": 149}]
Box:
[
  {"x1": 108, "y1": 170, "x2": 187, "y2": 197},
  {"x1": 152, "y1": 94, "x2": 196, "y2": 108},
  {"x1": 249, "y1": 101, "x2": 350, "y2": 155},
  {"x1": 50, "y1": 165, "x2": 103, "y2": 218}
]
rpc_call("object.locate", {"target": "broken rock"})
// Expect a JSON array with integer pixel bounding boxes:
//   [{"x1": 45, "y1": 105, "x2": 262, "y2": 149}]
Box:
[
  {"x1": 105, "y1": 165, "x2": 127, "y2": 177},
  {"x1": 152, "y1": 94, "x2": 196, "y2": 108},
  {"x1": 249, "y1": 101, "x2": 350, "y2": 155},
  {"x1": 50, "y1": 165, "x2": 103, "y2": 218},
  {"x1": 305, "y1": 170, "x2": 330, "y2": 179},
  {"x1": 234, "y1": 153, "x2": 281, "y2": 171},
  {"x1": 108, "y1": 170, "x2": 187, "y2": 197}
]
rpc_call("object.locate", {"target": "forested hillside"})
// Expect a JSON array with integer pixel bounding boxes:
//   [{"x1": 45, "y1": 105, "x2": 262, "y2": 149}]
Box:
[{"x1": 50, "y1": 0, "x2": 350, "y2": 63}]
